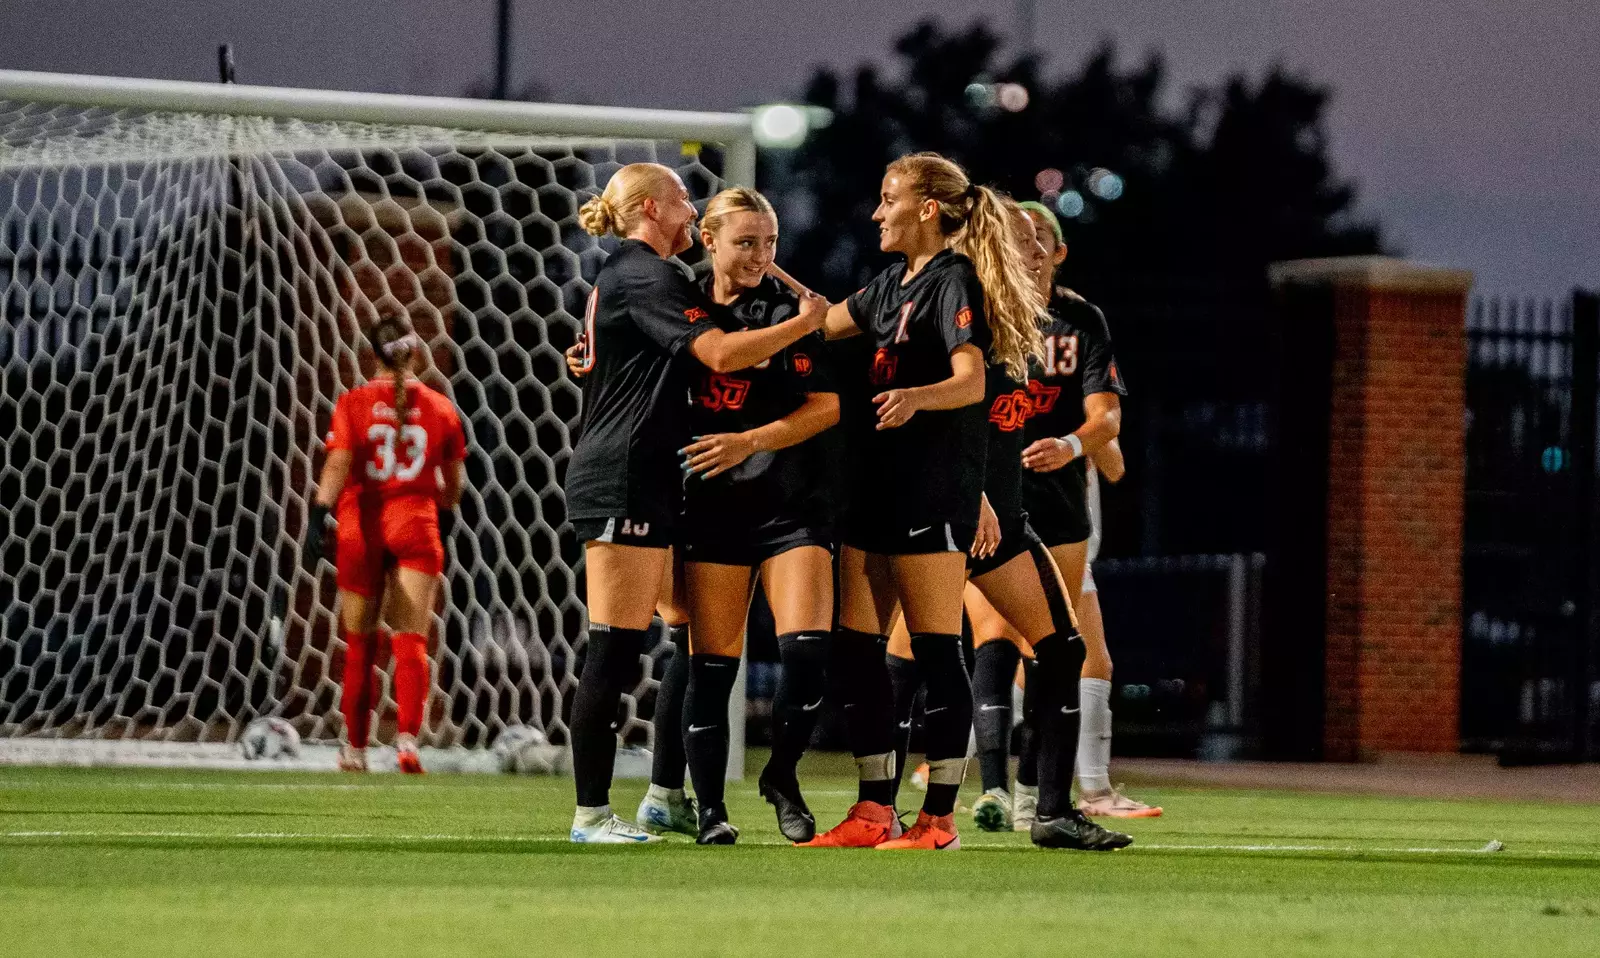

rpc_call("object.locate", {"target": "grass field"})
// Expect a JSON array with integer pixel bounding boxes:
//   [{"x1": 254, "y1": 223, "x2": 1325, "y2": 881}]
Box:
[{"x1": 4, "y1": 753, "x2": 1599, "y2": 958}]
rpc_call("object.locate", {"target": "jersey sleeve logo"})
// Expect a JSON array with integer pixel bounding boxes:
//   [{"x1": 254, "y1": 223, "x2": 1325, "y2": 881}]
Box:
[
  {"x1": 1026, "y1": 381, "x2": 1062, "y2": 414},
  {"x1": 870, "y1": 347, "x2": 898, "y2": 386},
  {"x1": 792, "y1": 353, "x2": 813, "y2": 376},
  {"x1": 697, "y1": 373, "x2": 751, "y2": 411},
  {"x1": 684, "y1": 306, "x2": 710, "y2": 324},
  {"x1": 1108, "y1": 360, "x2": 1122, "y2": 386},
  {"x1": 954, "y1": 306, "x2": 973, "y2": 329},
  {"x1": 988, "y1": 389, "x2": 1033, "y2": 432}
]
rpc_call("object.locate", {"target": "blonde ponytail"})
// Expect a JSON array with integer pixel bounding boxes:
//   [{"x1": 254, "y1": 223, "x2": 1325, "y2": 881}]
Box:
[
  {"x1": 885, "y1": 153, "x2": 1045, "y2": 381},
  {"x1": 579, "y1": 162, "x2": 678, "y2": 238}
]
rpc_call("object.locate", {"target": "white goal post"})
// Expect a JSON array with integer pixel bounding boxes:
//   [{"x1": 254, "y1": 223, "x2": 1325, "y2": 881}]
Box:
[{"x1": 0, "y1": 69, "x2": 754, "y2": 774}]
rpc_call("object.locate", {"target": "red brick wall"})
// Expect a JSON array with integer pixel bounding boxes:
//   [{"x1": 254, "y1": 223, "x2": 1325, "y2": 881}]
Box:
[{"x1": 1273, "y1": 258, "x2": 1471, "y2": 759}]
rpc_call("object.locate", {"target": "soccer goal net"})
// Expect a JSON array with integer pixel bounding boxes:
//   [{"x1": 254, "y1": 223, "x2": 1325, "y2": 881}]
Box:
[{"x1": 0, "y1": 71, "x2": 753, "y2": 772}]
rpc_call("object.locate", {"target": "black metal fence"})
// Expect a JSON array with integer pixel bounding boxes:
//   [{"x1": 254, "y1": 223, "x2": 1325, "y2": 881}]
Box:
[{"x1": 1464, "y1": 289, "x2": 1600, "y2": 762}]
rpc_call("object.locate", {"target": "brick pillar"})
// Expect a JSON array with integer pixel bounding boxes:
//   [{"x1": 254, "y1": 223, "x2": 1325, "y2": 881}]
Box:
[{"x1": 1270, "y1": 257, "x2": 1472, "y2": 760}]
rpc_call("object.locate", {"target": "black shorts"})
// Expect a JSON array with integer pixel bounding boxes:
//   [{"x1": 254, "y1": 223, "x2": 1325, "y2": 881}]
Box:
[
  {"x1": 967, "y1": 515, "x2": 1043, "y2": 578},
  {"x1": 1023, "y1": 494, "x2": 1089, "y2": 547},
  {"x1": 1022, "y1": 467, "x2": 1090, "y2": 547},
  {"x1": 572, "y1": 516, "x2": 675, "y2": 549},
  {"x1": 842, "y1": 519, "x2": 977, "y2": 556},
  {"x1": 680, "y1": 515, "x2": 834, "y2": 567}
]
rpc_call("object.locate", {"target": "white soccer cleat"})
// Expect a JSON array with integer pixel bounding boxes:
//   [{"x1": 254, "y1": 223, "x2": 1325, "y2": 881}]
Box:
[
  {"x1": 636, "y1": 790, "x2": 699, "y2": 837},
  {"x1": 972, "y1": 788, "x2": 1012, "y2": 832},
  {"x1": 1078, "y1": 785, "x2": 1163, "y2": 818},
  {"x1": 1012, "y1": 784, "x2": 1038, "y2": 831},
  {"x1": 570, "y1": 811, "x2": 661, "y2": 844},
  {"x1": 337, "y1": 745, "x2": 368, "y2": 773}
]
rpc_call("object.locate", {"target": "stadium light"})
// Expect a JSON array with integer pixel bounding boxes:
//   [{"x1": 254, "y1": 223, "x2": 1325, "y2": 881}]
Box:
[
  {"x1": 752, "y1": 103, "x2": 830, "y2": 149},
  {"x1": 1087, "y1": 168, "x2": 1124, "y2": 200},
  {"x1": 996, "y1": 83, "x2": 1030, "y2": 112}
]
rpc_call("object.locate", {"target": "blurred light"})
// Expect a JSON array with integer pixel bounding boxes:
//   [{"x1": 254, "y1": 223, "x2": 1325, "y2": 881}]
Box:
[
  {"x1": 996, "y1": 83, "x2": 1030, "y2": 112},
  {"x1": 1034, "y1": 168, "x2": 1064, "y2": 193},
  {"x1": 1543, "y1": 446, "x2": 1567, "y2": 473},
  {"x1": 1087, "y1": 168, "x2": 1124, "y2": 200},
  {"x1": 965, "y1": 81, "x2": 996, "y2": 111},
  {"x1": 753, "y1": 104, "x2": 808, "y2": 149},
  {"x1": 1055, "y1": 190, "x2": 1085, "y2": 218}
]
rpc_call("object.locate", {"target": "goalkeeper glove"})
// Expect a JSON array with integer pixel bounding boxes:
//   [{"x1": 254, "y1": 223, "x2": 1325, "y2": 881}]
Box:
[{"x1": 303, "y1": 503, "x2": 334, "y2": 570}]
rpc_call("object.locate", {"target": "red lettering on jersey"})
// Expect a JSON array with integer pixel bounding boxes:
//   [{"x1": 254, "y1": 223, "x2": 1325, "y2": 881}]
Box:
[
  {"x1": 1027, "y1": 381, "x2": 1062, "y2": 414},
  {"x1": 793, "y1": 353, "x2": 813, "y2": 376},
  {"x1": 870, "y1": 347, "x2": 898, "y2": 386},
  {"x1": 955, "y1": 306, "x2": 973, "y2": 329},
  {"x1": 1108, "y1": 360, "x2": 1121, "y2": 386},
  {"x1": 684, "y1": 306, "x2": 709, "y2": 323},
  {"x1": 697, "y1": 373, "x2": 752, "y2": 411},
  {"x1": 988, "y1": 390, "x2": 1033, "y2": 432}
]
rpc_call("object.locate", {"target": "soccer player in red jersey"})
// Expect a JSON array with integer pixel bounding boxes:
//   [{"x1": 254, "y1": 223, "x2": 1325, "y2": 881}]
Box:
[{"x1": 303, "y1": 316, "x2": 467, "y2": 775}]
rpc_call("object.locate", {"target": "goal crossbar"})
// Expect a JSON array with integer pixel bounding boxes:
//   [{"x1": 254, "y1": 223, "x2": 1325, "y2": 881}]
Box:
[{"x1": 0, "y1": 69, "x2": 757, "y2": 185}]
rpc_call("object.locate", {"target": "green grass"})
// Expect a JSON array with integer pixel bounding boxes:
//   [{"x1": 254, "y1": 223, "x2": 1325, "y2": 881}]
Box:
[{"x1": 3, "y1": 755, "x2": 1599, "y2": 957}]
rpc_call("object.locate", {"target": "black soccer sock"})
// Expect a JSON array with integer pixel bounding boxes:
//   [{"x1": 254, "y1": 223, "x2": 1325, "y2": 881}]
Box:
[
  {"x1": 910, "y1": 632, "x2": 973, "y2": 818},
  {"x1": 1031, "y1": 631, "x2": 1086, "y2": 819},
  {"x1": 972, "y1": 640, "x2": 1021, "y2": 793},
  {"x1": 570, "y1": 624, "x2": 648, "y2": 809},
  {"x1": 886, "y1": 652, "x2": 922, "y2": 804},
  {"x1": 831, "y1": 628, "x2": 896, "y2": 806},
  {"x1": 649, "y1": 623, "x2": 690, "y2": 791},
  {"x1": 683, "y1": 653, "x2": 741, "y2": 809},
  {"x1": 766, "y1": 631, "x2": 829, "y2": 786},
  {"x1": 1015, "y1": 656, "x2": 1039, "y2": 789}
]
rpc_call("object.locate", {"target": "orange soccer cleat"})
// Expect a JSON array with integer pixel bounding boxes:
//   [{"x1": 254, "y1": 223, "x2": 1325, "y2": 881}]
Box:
[
  {"x1": 876, "y1": 810, "x2": 960, "y2": 851},
  {"x1": 796, "y1": 801, "x2": 900, "y2": 848},
  {"x1": 396, "y1": 739, "x2": 425, "y2": 775}
]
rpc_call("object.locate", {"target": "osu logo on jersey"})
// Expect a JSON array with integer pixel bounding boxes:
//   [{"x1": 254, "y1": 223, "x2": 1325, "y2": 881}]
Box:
[
  {"x1": 793, "y1": 353, "x2": 814, "y2": 376},
  {"x1": 988, "y1": 390, "x2": 1033, "y2": 432},
  {"x1": 684, "y1": 306, "x2": 709, "y2": 324},
  {"x1": 870, "y1": 347, "x2": 898, "y2": 386},
  {"x1": 1026, "y1": 381, "x2": 1062, "y2": 414},
  {"x1": 954, "y1": 306, "x2": 973, "y2": 329},
  {"x1": 697, "y1": 373, "x2": 751, "y2": 411}
]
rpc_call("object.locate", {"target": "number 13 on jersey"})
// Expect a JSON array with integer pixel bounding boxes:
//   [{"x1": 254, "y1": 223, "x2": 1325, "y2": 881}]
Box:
[{"x1": 366, "y1": 423, "x2": 429, "y2": 481}]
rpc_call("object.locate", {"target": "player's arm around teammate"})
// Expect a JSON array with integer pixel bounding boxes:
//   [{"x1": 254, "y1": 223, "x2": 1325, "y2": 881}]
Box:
[
  {"x1": 562, "y1": 164, "x2": 824, "y2": 844},
  {"x1": 305, "y1": 316, "x2": 467, "y2": 775},
  {"x1": 659, "y1": 189, "x2": 841, "y2": 845}
]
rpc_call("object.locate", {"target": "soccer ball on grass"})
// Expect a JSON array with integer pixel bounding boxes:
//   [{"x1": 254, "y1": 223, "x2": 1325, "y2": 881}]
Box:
[{"x1": 240, "y1": 717, "x2": 302, "y2": 761}]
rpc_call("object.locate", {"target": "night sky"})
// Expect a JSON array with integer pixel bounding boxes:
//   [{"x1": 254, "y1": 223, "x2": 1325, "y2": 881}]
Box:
[{"x1": 3, "y1": 0, "x2": 1594, "y2": 293}]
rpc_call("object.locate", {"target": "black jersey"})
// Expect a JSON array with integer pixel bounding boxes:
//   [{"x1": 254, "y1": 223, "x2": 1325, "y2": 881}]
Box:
[
  {"x1": 564, "y1": 239, "x2": 721, "y2": 525},
  {"x1": 1021, "y1": 287, "x2": 1126, "y2": 517},
  {"x1": 981, "y1": 362, "x2": 1032, "y2": 521},
  {"x1": 683, "y1": 274, "x2": 836, "y2": 528},
  {"x1": 842, "y1": 248, "x2": 992, "y2": 531}
]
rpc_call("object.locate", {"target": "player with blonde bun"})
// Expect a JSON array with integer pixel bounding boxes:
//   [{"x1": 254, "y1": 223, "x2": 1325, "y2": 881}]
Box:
[{"x1": 562, "y1": 163, "x2": 825, "y2": 843}]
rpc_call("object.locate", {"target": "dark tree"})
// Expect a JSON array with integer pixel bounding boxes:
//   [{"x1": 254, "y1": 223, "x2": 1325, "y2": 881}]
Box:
[{"x1": 773, "y1": 20, "x2": 1381, "y2": 299}]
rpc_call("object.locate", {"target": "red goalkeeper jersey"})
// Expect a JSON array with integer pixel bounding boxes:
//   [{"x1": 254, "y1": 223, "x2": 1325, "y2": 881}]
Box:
[{"x1": 327, "y1": 377, "x2": 466, "y2": 505}]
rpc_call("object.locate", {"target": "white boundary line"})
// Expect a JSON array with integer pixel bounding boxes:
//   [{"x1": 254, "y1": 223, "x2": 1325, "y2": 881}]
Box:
[{"x1": 5, "y1": 830, "x2": 1592, "y2": 857}]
